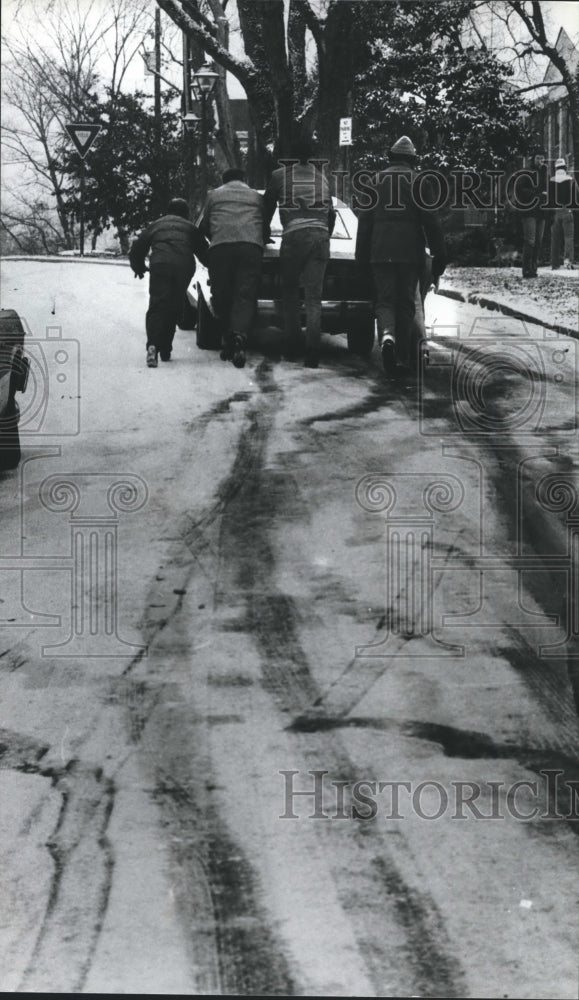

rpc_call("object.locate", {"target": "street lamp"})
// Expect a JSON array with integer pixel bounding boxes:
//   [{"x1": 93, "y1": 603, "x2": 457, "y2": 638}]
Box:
[
  {"x1": 182, "y1": 113, "x2": 201, "y2": 133},
  {"x1": 190, "y1": 64, "x2": 219, "y2": 203}
]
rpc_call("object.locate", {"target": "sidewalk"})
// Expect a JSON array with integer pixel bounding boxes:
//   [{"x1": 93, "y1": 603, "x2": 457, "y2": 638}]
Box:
[{"x1": 437, "y1": 265, "x2": 578, "y2": 339}]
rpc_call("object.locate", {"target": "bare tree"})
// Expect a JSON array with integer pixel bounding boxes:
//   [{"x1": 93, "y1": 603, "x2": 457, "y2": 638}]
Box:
[
  {"x1": 472, "y1": 1, "x2": 579, "y2": 164},
  {"x1": 1, "y1": 191, "x2": 64, "y2": 254},
  {"x1": 155, "y1": 0, "x2": 372, "y2": 174},
  {"x1": 1, "y1": 0, "x2": 153, "y2": 248}
]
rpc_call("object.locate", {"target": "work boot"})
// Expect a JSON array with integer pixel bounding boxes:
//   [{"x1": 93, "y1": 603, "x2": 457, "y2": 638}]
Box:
[
  {"x1": 220, "y1": 333, "x2": 233, "y2": 362},
  {"x1": 232, "y1": 335, "x2": 246, "y2": 369},
  {"x1": 380, "y1": 336, "x2": 396, "y2": 376},
  {"x1": 160, "y1": 349, "x2": 172, "y2": 362},
  {"x1": 284, "y1": 337, "x2": 302, "y2": 361},
  {"x1": 146, "y1": 345, "x2": 158, "y2": 368},
  {"x1": 304, "y1": 350, "x2": 319, "y2": 369}
]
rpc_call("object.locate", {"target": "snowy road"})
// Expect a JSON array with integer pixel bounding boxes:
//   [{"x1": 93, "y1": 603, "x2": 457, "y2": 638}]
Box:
[{"x1": 1, "y1": 259, "x2": 578, "y2": 997}]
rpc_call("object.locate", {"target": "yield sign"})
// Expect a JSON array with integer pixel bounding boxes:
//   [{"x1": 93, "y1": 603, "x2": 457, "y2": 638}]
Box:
[{"x1": 65, "y1": 122, "x2": 102, "y2": 159}]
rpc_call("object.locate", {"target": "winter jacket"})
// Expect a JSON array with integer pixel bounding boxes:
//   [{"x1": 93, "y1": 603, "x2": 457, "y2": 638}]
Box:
[
  {"x1": 200, "y1": 180, "x2": 266, "y2": 248},
  {"x1": 515, "y1": 164, "x2": 549, "y2": 217},
  {"x1": 129, "y1": 214, "x2": 209, "y2": 275},
  {"x1": 355, "y1": 163, "x2": 446, "y2": 272},
  {"x1": 547, "y1": 170, "x2": 579, "y2": 212},
  {"x1": 264, "y1": 162, "x2": 336, "y2": 237}
]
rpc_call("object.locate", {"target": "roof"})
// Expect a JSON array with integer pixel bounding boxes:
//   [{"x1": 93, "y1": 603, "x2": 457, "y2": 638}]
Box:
[{"x1": 540, "y1": 27, "x2": 579, "y2": 101}]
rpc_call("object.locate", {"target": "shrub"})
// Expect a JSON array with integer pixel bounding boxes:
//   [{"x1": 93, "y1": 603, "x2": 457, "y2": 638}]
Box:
[{"x1": 444, "y1": 227, "x2": 493, "y2": 266}]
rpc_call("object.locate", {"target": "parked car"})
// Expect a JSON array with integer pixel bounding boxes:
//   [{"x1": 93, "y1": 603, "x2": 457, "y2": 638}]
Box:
[
  {"x1": 0, "y1": 310, "x2": 30, "y2": 471},
  {"x1": 187, "y1": 198, "x2": 376, "y2": 357}
]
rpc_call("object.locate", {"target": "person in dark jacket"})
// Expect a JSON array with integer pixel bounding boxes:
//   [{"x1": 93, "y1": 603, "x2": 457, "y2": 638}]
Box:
[
  {"x1": 264, "y1": 138, "x2": 336, "y2": 369},
  {"x1": 130, "y1": 197, "x2": 209, "y2": 368},
  {"x1": 517, "y1": 150, "x2": 549, "y2": 278},
  {"x1": 355, "y1": 135, "x2": 446, "y2": 376},
  {"x1": 548, "y1": 158, "x2": 578, "y2": 270},
  {"x1": 200, "y1": 168, "x2": 266, "y2": 369}
]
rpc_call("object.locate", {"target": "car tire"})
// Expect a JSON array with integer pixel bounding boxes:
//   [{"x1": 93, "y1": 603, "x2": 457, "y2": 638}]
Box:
[
  {"x1": 0, "y1": 399, "x2": 21, "y2": 472},
  {"x1": 196, "y1": 292, "x2": 221, "y2": 351},
  {"x1": 178, "y1": 296, "x2": 198, "y2": 331},
  {"x1": 347, "y1": 320, "x2": 375, "y2": 358},
  {"x1": 10, "y1": 347, "x2": 29, "y2": 394}
]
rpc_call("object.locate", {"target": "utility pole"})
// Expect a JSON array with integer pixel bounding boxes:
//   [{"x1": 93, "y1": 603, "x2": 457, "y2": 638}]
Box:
[
  {"x1": 153, "y1": 7, "x2": 162, "y2": 214},
  {"x1": 154, "y1": 7, "x2": 161, "y2": 139}
]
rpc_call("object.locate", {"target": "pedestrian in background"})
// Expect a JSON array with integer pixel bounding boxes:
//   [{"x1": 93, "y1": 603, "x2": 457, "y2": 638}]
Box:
[
  {"x1": 130, "y1": 197, "x2": 209, "y2": 368},
  {"x1": 264, "y1": 138, "x2": 336, "y2": 369},
  {"x1": 549, "y1": 157, "x2": 578, "y2": 270},
  {"x1": 355, "y1": 135, "x2": 446, "y2": 376},
  {"x1": 200, "y1": 167, "x2": 267, "y2": 369},
  {"x1": 518, "y1": 149, "x2": 549, "y2": 278}
]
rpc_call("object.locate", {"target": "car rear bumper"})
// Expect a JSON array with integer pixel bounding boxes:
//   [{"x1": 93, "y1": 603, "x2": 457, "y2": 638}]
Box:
[{"x1": 254, "y1": 299, "x2": 374, "y2": 332}]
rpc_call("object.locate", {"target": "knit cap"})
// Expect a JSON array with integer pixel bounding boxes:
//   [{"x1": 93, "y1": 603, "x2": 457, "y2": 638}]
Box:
[{"x1": 390, "y1": 135, "x2": 417, "y2": 158}]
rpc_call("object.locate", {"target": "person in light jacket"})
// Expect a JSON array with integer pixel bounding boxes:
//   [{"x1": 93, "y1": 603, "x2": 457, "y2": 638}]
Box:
[
  {"x1": 130, "y1": 197, "x2": 209, "y2": 368},
  {"x1": 548, "y1": 158, "x2": 578, "y2": 270},
  {"x1": 264, "y1": 138, "x2": 336, "y2": 369},
  {"x1": 200, "y1": 168, "x2": 267, "y2": 369}
]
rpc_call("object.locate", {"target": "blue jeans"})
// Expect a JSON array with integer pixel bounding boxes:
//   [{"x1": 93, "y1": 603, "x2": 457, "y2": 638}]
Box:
[
  {"x1": 551, "y1": 209, "x2": 574, "y2": 266},
  {"x1": 280, "y1": 227, "x2": 330, "y2": 353},
  {"x1": 521, "y1": 216, "x2": 546, "y2": 275}
]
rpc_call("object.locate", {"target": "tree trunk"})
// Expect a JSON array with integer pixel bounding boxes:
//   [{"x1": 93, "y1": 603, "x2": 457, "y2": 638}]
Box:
[
  {"x1": 315, "y1": 4, "x2": 358, "y2": 173},
  {"x1": 116, "y1": 226, "x2": 130, "y2": 254}
]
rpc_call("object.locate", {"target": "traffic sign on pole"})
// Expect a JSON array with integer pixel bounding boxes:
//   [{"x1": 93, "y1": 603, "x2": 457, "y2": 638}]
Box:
[
  {"x1": 65, "y1": 123, "x2": 102, "y2": 159},
  {"x1": 65, "y1": 123, "x2": 101, "y2": 256}
]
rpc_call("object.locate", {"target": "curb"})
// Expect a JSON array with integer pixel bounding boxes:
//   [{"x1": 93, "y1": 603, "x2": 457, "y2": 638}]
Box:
[
  {"x1": 435, "y1": 287, "x2": 578, "y2": 340},
  {"x1": 1, "y1": 255, "x2": 129, "y2": 266}
]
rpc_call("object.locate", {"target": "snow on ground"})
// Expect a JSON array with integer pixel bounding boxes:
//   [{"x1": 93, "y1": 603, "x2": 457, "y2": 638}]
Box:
[{"x1": 439, "y1": 265, "x2": 578, "y2": 335}]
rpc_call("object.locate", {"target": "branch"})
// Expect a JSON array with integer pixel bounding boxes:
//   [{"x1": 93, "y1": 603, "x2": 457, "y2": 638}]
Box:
[
  {"x1": 138, "y1": 44, "x2": 182, "y2": 94},
  {"x1": 155, "y1": 0, "x2": 252, "y2": 85},
  {"x1": 508, "y1": 0, "x2": 576, "y2": 91},
  {"x1": 297, "y1": 0, "x2": 325, "y2": 51},
  {"x1": 515, "y1": 80, "x2": 566, "y2": 94},
  {"x1": 466, "y1": 11, "x2": 489, "y2": 51},
  {"x1": 182, "y1": 0, "x2": 218, "y2": 38},
  {"x1": 0, "y1": 218, "x2": 28, "y2": 252}
]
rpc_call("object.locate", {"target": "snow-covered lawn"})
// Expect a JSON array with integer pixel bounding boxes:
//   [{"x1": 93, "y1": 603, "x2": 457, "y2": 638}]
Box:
[{"x1": 439, "y1": 265, "x2": 578, "y2": 334}]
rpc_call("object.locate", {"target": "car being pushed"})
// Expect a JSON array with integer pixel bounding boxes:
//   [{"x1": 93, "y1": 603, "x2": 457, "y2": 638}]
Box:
[
  {"x1": 187, "y1": 198, "x2": 376, "y2": 357},
  {"x1": 0, "y1": 309, "x2": 30, "y2": 471}
]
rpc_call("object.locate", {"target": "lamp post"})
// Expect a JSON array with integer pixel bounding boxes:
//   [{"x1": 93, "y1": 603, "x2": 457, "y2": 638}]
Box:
[
  {"x1": 181, "y1": 113, "x2": 200, "y2": 218},
  {"x1": 190, "y1": 64, "x2": 218, "y2": 204}
]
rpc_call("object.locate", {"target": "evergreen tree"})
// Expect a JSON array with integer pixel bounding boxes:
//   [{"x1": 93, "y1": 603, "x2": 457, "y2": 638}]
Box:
[
  {"x1": 59, "y1": 90, "x2": 190, "y2": 250},
  {"x1": 353, "y1": 0, "x2": 531, "y2": 174}
]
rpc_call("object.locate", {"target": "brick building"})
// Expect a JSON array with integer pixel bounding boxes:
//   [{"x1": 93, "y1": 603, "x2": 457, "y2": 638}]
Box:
[{"x1": 526, "y1": 27, "x2": 577, "y2": 170}]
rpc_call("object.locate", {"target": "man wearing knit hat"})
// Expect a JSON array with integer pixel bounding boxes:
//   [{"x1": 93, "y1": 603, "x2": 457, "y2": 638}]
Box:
[
  {"x1": 355, "y1": 135, "x2": 446, "y2": 375},
  {"x1": 548, "y1": 157, "x2": 578, "y2": 270}
]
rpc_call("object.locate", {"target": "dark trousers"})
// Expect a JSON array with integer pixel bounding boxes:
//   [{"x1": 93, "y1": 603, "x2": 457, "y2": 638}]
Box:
[
  {"x1": 371, "y1": 262, "x2": 420, "y2": 362},
  {"x1": 521, "y1": 216, "x2": 545, "y2": 275},
  {"x1": 146, "y1": 263, "x2": 194, "y2": 351},
  {"x1": 411, "y1": 254, "x2": 433, "y2": 347},
  {"x1": 280, "y1": 228, "x2": 330, "y2": 353},
  {"x1": 208, "y1": 242, "x2": 262, "y2": 349}
]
